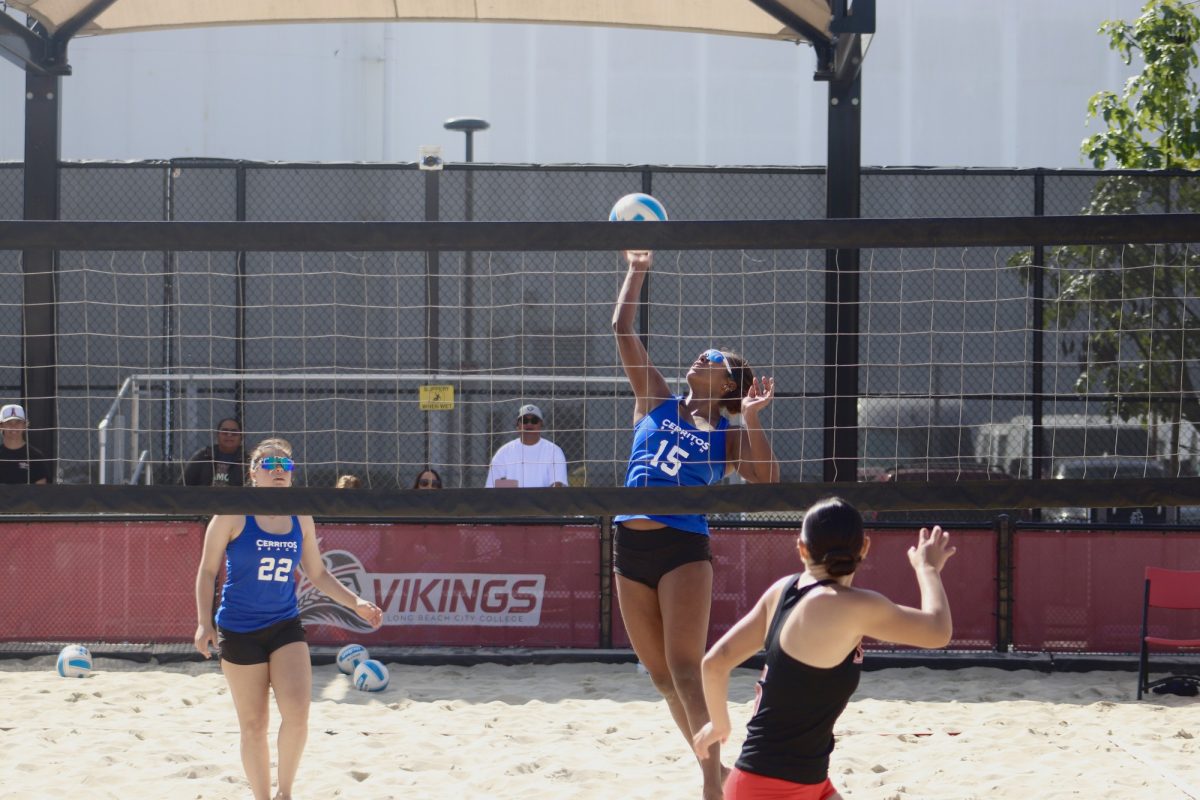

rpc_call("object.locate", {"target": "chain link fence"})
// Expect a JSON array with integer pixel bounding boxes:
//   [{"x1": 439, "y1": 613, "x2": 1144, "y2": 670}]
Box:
[{"x1": 1, "y1": 163, "x2": 1197, "y2": 497}]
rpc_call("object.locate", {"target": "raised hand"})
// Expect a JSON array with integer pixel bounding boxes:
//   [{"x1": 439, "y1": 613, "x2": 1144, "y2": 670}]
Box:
[
  {"x1": 908, "y1": 525, "x2": 957, "y2": 573},
  {"x1": 623, "y1": 250, "x2": 653, "y2": 271},
  {"x1": 740, "y1": 375, "x2": 775, "y2": 418}
]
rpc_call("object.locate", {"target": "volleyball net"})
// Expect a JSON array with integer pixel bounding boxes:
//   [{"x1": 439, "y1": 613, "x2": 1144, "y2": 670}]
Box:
[{"x1": 1, "y1": 209, "x2": 1197, "y2": 521}]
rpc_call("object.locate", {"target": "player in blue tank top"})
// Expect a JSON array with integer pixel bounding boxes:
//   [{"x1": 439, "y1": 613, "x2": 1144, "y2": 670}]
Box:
[
  {"x1": 193, "y1": 437, "x2": 383, "y2": 800},
  {"x1": 612, "y1": 249, "x2": 780, "y2": 800},
  {"x1": 692, "y1": 498, "x2": 956, "y2": 799},
  {"x1": 214, "y1": 513, "x2": 305, "y2": 633}
]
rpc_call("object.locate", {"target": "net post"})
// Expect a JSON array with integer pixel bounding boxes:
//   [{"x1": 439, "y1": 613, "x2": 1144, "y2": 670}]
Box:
[
  {"x1": 994, "y1": 513, "x2": 1014, "y2": 652},
  {"x1": 424, "y1": 168, "x2": 441, "y2": 468},
  {"x1": 21, "y1": 70, "x2": 61, "y2": 477},
  {"x1": 1029, "y1": 170, "x2": 1046, "y2": 509},
  {"x1": 823, "y1": 65, "x2": 862, "y2": 482},
  {"x1": 162, "y1": 165, "x2": 178, "y2": 477},
  {"x1": 599, "y1": 515, "x2": 614, "y2": 649},
  {"x1": 234, "y1": 162, "x2": 248, "y2": 419}
]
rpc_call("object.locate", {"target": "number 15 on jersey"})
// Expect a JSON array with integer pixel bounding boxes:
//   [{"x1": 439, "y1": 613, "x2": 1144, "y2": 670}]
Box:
[{"x1": 650, "y1": 440, "x2": 690, "y2": 477}]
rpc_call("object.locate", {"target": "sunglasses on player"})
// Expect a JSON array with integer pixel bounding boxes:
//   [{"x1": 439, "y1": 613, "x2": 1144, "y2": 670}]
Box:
[
  {"x1": 700, "y1": 348, "x2": 734, "y2": 376},
  {"x1": 519, "y1": 416, "x2": 542, "y2": 425},
  {"x1": 256, "y1": 455, "x2": 295, "y2": 472}
]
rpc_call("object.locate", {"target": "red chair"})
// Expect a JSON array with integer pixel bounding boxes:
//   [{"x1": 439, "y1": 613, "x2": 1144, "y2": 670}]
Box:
[{"x1": 1138, "y1": 567, "x2": 1200, "y2": 699}]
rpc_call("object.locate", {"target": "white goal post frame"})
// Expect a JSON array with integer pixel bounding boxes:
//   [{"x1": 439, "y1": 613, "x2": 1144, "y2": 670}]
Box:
[{"x1": 96, "y1": 371, "x2": 663, "y2": 486}]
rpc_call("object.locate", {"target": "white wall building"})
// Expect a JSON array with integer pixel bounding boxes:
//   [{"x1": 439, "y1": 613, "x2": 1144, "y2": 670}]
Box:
[{"x1": 0, "y1": 1, "x2": 1162, "y2": 168}]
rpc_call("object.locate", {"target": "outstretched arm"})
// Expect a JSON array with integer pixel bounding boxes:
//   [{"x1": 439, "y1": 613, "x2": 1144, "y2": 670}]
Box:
[
  {"x1": 612, "y1": 251, "x2": 671, "y2": 419},
  {"x1": 692, "y1": 575, "x2": 791, "y2": 759},
  {"x1": 298, "y1": 516, "x2": 383, "y2": 628},
  {"x1": 732, "y1": 376, "x2": 780, "y2": 483}
]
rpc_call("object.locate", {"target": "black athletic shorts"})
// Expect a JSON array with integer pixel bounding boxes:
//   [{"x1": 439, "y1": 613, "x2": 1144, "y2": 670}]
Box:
[
  {"x1": 614, "y1": 523, "x2": 712, "y2": 590},
  {"x1": 217, "y1": 616, "x2": 307, "y2": 665}
]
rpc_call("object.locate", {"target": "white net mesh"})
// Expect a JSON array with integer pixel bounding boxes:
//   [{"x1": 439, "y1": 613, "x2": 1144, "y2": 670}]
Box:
[{"x1": 3, "y1": 239, "x2": 1197, "y2": 490}]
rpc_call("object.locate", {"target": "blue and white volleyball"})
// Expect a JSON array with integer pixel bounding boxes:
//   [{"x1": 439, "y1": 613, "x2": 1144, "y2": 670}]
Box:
[
  {"x1": 608, "y1": 192, "x2": 669, "y2": 222},
  {"x1": 336, "y1": 643, "x2": 369, "y2": 675},
  {"x1": 56, "y1": 644, "x2": 93, "y2": 678},
  {"x1": 353, "y1": 659, "x2": 389, "y2": 692}
]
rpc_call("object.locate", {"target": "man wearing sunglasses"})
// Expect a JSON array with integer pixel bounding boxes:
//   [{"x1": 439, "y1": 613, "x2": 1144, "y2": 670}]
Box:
[
  {"x1": 484, "y1": 403, "x2": 569, "y2": 488},
  {"x1": 182, "y1": 417, "x2": 247, "y2": 487}
]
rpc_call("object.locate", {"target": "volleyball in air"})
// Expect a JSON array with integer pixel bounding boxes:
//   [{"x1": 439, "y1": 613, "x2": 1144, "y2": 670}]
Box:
[
  {"x1": 353, "y1": 659, "x2": 389, "y2": 692},
  {"x1": 336, "y1": 643, "x2": 369, "y2": 675},
  {"x1": 56, "y1": 644, "x2": 93, "y2": 678},
  {"x1": 608, "y1": 192, "x2": 668, "y2": 222}
]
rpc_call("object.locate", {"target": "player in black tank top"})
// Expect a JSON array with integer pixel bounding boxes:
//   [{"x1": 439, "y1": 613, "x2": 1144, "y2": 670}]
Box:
[
  {"x1": 690, "y1": 498, "x2": 956, "y2": 800},
  {"x1": 735, "y1": 578, "x2": 862, "y2": 785}
]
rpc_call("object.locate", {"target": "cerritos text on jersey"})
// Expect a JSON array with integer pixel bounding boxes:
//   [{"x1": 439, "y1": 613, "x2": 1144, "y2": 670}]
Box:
[
  {"x1": 660, "y1": 418, "x2": 712, "y2": 452},
  {"x1": 256, "y1": 539, "x2": 299, "y2": 551}
]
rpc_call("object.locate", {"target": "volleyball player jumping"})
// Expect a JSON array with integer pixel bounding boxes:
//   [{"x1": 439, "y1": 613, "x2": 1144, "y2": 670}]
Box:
[{"x1": 612, "y1": 249, "x2": 780, "y2": 799}]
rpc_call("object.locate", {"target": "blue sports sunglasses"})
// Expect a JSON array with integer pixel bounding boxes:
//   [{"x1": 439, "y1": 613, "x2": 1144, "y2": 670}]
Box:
[{"x1": 257, "y1": 455, "x2": 295, "y2": 472}]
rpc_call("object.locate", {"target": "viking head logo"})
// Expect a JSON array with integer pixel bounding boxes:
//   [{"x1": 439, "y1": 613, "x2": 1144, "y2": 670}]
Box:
[{"x1": 297, "y1": 547, "x2": 374, "y2": 632}]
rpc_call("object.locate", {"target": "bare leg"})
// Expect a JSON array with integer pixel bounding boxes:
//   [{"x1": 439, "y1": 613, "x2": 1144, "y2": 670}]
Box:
[
  {"x1": 616, "y1": 575, "x2": 695, "y2": 741},
  {"x1": 221, "y1": 660, "x2": 272, "y2": 800},
  {"x1": 617, "y1": 560, "x2": 723, "y2": 799},
  {"x1": 269, "y1": 641, "x2": 312, "y2": 800},
  {"x1": 657, "y1": 561, "x2": 723, "y2": 800}
]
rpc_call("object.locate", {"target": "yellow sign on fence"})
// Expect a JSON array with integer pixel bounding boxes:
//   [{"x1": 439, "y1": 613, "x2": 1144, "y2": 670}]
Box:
[{"x1": 419, "y1": 384, "x2": 455, "y2": 411}]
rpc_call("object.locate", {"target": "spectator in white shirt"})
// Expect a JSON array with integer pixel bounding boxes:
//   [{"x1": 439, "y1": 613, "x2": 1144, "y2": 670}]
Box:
[{"x1": 485, "y1": 404, "x2": 568, "y2": 488}]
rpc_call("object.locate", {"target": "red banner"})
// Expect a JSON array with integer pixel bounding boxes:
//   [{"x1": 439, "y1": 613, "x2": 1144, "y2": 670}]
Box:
[
  {"x1": 303, "y1": 523, "x2": 600, "y2": 648},
  {"x1": 0, "y1": 520, "x2": 600, "y2": 649},
  {"x1": 4, "y1": 520, "x2": 1197, "y2": 654},
  {"x1": 1013, "y1": 529, "x2": 1200, "y2": 652},
  {"x1": 0, "y1": 520, "x2": 204, "y2": 643}
]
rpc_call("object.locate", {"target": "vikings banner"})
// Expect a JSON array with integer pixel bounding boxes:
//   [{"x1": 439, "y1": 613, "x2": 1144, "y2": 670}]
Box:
[{"x1": 300, "y1": 523, "x2": 601, "y2": 648}]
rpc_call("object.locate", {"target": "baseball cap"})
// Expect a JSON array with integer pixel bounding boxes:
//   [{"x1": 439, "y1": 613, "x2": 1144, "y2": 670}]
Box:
[
  {"x1": 0, "y1": 404, "x2": 27, "y2": 423},
  {"x1": 517, "y1": 403, "x2": 543, "y2": 421}
]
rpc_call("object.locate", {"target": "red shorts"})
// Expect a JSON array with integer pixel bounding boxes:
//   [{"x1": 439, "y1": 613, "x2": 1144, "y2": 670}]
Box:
[{"x1": 724, "y1": 767, "x2": 838, "y2": 800}]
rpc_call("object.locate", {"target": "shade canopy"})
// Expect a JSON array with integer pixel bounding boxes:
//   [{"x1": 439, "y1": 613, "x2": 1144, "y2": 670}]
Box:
[{"x1": 9, "y1": 1, "x2": 831, "y2": 43}]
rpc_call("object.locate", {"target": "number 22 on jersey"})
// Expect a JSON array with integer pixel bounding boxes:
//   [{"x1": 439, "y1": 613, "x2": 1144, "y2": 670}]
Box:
[{"x1": 257, "y1": 557, "x2": 293, "y2": 582}]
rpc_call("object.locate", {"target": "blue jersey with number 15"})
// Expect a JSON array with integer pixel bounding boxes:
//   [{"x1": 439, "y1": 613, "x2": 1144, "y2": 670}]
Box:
[
  {"x1": 615, "y1": 396, "x2": 730, "y2": 536},
  {"x1": 215, "y1": 515, "x2": 304, "y2": 633}
]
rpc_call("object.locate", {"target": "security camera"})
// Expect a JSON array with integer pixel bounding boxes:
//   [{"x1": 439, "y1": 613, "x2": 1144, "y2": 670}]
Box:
[{"x1": 419, "y1": 145, "x2": 444, "y2": 171}]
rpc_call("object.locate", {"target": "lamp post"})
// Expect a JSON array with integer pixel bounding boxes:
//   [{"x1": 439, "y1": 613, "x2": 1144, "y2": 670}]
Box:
[
  {"x1": 441, "y1": 116, "x2": 490, "y2": 330},
  {"x1": 443, "y1": 117, "x2": 490, "y2": 163},
  {"x1": 443, "y1": 118, "x2": 489, "y2": 485}
]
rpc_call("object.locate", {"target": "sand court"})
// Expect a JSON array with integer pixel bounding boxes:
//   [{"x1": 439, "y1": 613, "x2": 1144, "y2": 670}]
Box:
[{"x1": 0, "y1": 658, "x2": 1197, "y2": 799}]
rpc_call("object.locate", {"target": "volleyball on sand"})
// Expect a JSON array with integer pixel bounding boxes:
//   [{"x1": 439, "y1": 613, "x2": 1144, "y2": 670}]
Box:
[
  {"x1": 353, "y1": 659, "x2": 389, "y2": 692},
  {"x1": 336, "y1": 643, "x2": 369, "y2": 675},
  {"x1": 56, "y1": 644, "x2": 93, "y2": 678}
]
